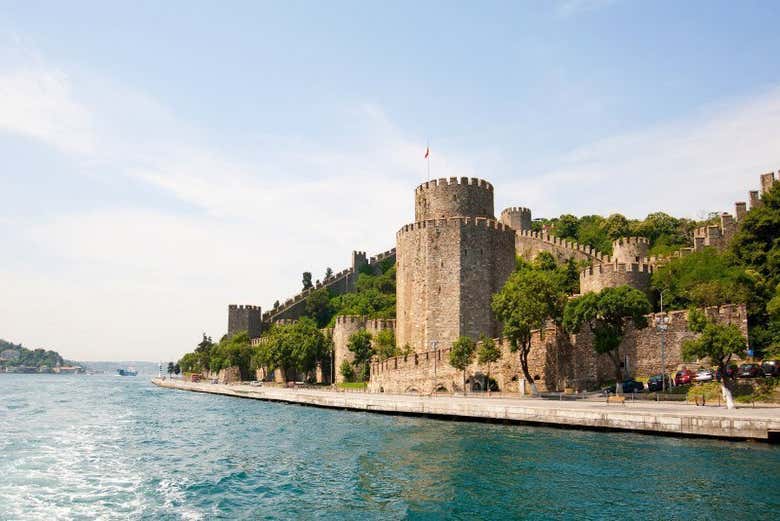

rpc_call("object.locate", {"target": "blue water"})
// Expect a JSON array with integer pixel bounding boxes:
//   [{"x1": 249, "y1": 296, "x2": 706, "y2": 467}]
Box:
[{"x1": 1, "y1": 375, "x2": 778, "y2": 520}]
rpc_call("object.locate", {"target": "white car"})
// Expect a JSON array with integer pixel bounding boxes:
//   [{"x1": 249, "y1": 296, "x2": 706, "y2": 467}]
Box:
[{"x1": 694, "y1": 369, "x2": 714, "y2": 382}]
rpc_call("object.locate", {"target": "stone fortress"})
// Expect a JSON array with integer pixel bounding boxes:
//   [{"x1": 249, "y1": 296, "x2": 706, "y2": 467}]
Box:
[{"x1": 225, "y1": 171, "x2": 777, "y2": 391}]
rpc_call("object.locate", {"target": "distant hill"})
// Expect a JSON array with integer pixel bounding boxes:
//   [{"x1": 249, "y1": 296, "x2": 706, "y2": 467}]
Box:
[{"x1": 0, "y1": 338, "x2": 82, "y2": 373}]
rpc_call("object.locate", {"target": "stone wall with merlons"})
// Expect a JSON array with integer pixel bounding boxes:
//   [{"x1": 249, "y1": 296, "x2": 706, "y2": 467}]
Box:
[{"x1": 369, "y1": 304, "x2": 747, "y2": 394}]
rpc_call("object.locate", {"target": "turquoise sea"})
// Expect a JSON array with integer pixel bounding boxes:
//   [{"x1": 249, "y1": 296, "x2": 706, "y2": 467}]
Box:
[{"x1": 1, "y1": 375, "x2": 778, "y2": 520}]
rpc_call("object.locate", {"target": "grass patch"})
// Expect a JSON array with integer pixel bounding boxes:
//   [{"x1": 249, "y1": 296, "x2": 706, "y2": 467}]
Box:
[{"x1": 337, "y1": 382, "x2": 367, "y2": 390}]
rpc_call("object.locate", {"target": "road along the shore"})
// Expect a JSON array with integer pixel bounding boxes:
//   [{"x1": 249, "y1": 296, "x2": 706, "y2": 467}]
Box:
[{"x1": 152, "y1": 378, "x2": 780, "y2": 442}]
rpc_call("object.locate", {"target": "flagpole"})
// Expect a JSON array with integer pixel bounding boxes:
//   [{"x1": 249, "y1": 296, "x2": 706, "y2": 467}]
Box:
[{"x1": 427, "y1": 140, "x2": 430, "y2": 180}]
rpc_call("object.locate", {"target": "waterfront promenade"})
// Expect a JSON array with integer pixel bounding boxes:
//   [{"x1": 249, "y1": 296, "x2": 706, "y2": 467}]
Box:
[{"x1": 152, "y1": 378, "x2": 780, "y2": 442}]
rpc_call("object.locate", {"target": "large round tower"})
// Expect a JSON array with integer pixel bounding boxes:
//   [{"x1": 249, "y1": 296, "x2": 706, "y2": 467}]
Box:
[{"x1": 397, "y1": 177, "x2": 516, "y2": 352}]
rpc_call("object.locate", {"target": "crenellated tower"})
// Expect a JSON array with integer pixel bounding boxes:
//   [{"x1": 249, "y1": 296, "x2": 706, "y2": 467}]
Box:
[
  {"x1": 499, "y1": 206, "x2": 532, "y2": 231},
  {"x1": 228, "y1": 304, "x2": 263, "y2": 339},
  {"x1": 397, "y1": 177, "x2": 516, "y2": 351}
]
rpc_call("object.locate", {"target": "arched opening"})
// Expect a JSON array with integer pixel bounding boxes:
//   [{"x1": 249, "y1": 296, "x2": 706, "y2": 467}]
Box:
[{"x1": 434, "y1": 384, "x2": 448, "y2": 393}]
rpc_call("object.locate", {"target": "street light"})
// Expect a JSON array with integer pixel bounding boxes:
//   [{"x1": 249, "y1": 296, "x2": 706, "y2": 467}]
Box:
[{"x1": 655, "y1": 290, "x2": 670, "y2": 392}]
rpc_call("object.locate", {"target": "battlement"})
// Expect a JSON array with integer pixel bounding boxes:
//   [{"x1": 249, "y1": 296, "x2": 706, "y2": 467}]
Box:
[
  {"x1": 515, "y1": 229, "x2": 609, "y2": 262},
  {"x1": 415, "y1": 177, "x2": 493, "y2": 193},
  {"x1": 369, "y1": 248, "x2": 396, "y2": 265},
  {"x1": 228, "y1": 304, "x2": 261, "y2": 311},
  {"x1": 397, "y1": 217, "x2": 514, "y2": 236},
  {"x1": 613, "y1": 237, "x2": 649, "y2": 247},
  {"x1": 335, "y1": 315, "x2": 365, "y2": 326}
]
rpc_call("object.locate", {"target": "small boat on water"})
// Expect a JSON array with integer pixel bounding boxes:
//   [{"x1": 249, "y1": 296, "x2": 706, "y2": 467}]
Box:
[{"x1": 116, "y1": 368, "x2": 138, "y2": 376}]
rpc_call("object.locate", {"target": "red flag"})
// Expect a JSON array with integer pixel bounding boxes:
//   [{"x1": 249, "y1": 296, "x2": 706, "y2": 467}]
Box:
[{"x1": 424, "y1": 147, "x2": 429, "y2": 159}]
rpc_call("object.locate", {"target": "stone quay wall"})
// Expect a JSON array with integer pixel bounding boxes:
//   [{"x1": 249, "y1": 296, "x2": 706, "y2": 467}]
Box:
[{"x1": 370, "y1": 304, "x2": 747, "y2": 394}]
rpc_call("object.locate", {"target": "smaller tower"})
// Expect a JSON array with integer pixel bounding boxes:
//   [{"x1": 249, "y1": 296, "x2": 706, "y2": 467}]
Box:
[
  {"x1": 352, "y1": 250, "x2": 368, "y2": 273},
  {"x1": 499, "y1": 207, "x2": 532, "y2": 231},
  {"x1": 760, "y1": 172, "x2": 777, "y2": 194},
  {"x1": 228, "y1": 304, "x2": 263, "y2": 339},
  {"x1": 611, "y1": 237, "x2": 649, "y2": 264},
  {"x1": 734, "y1": 201, "x2": 747, "y2": 221}
]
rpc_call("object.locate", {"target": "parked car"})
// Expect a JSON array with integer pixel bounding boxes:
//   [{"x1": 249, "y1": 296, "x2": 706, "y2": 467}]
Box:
[
  {"x1": 761, "y1": 360, "x2": 780, "y2": 377},
  {"x1": 738, "y1": 363, "x2": 765, "y2": 379},
  {"x1": 715, "y1": 364, "x2": 739, "y2": 381},
  {"x1": 674, "y1": 369, "x2": 695, "y2": 386},
  {"x1": 603, "y1": 378, "x2": 644, "y2": 394},
  {"x1": 694, "y1": 369, "x2": 714, "y2": 382},
  {"x1": 647, "y1": 374, "x2": 671, "y2": 392}
]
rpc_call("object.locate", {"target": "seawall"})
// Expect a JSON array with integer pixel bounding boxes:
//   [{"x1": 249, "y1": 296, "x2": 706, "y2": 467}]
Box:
[{"x1": 152, "y1": 379, "x2": 780, "y2": 442}]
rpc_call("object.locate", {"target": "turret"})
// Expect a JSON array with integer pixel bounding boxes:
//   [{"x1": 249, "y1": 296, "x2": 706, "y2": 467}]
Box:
[
  {"x1": 499, "y1": 206, "x2": 532, "y2": 231},
  {"x1": 414, "y1": 177, "x2": 494, "y2": 221}
]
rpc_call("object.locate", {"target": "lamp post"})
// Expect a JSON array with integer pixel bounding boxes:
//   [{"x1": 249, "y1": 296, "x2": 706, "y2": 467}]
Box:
[{"x1": 655, "y1": 291, "x2": 669, "y2": 392}]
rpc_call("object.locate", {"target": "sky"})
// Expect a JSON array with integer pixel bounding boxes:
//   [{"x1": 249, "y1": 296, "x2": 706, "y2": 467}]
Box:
[{"x1": 1, "y1": 1, "x2": 780, "y2": 362}]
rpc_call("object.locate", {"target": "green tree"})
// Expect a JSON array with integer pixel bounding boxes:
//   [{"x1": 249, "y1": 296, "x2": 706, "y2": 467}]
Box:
[
  {"x1": 339, "y1": 359, "x2": 355, "y2": 382},
  {"x1": 651, "y1": 249, "x2": 753, "y2": 309},
  {"x1": 449, "y1": 336, "x2": 476, "y2": 394},
  {"x1": 729, "y1": 181, "x2": 780, "y2": 354},
  {"x1": 167, "y1": 361, "x2": 174, "y2": 377},
  {"x1": 555, "y1": 214, "x2": 579, "y2": 240},
  {"x1": 563, "y1": 286, "x2": 651, "y2": 387},
  {"x1": 682, "y1": 308, "x2": 747, "y2": 409},
  {"x1": 347, "y1": 330, "x2": 374, "y2": 381},
  {"x1": 603, "y1": 213, "x2": 631, "y2": 240},
  {"x1": 302, "y1": 271, "x2": 313, "y2": 290},
  {"x1": 173, "y1": 363, "x2": 180, "y2": 376},
  {"x1": 375, "y1": 329, "x2": 397, "y2": 361},
  {"x1": 305, "y1": 288, "x2": 333, "y2": 327},
  {"x1": 325, "y1": 267, "x2": 333, "y2": 279},
  {"x1": 477, "y1": 335, "x2": 501, "y2": 395},
  {"x1": 492, "y1": 268, "x2": 567, "y2": 395}
]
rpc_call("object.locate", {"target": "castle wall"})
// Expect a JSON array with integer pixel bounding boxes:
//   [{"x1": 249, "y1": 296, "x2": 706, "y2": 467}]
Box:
[
  {"x1": 514, "y1": 230, "x2": 602, "y2": 264},
  {"x1": 370, "y1": 304, "x2": 747, "y2": 394},
  {"x1": 262, "y1": 248, "x2": 396, "y2": 325},
  {"x1": 414, "y1": 177, "x2": 494, "y2": 221}
]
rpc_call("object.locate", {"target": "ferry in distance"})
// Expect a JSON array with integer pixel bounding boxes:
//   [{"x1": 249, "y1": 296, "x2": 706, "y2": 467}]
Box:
[{"x1": 116, "y1": 368, "x2": 138, "y2": 376}]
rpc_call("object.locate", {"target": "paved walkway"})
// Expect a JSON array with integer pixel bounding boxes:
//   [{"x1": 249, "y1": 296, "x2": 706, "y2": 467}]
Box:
[{"x1": 152, "y1": 379, "x2": 780, "y2": 441}]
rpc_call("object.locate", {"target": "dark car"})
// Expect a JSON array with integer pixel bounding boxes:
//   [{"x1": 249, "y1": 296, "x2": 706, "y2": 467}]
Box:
[
  {"x1": 647, "y1": 374, "x2": 671, "y2": 392},
  {"x1": 716, "y1": 364, "x2": 739, "y2": 381},
  {"x1": 674, "y1": 369, "x2": 695, "y2": 386},
  {"x1": 738, "y1": 363, "x2": 765, "y2": 378},
  {"x1": 761, "y1": 360, "x2": 780, "y2": 377},
  {"x1": 603, "y1": 378, "x2": 644, "y2": 394}
]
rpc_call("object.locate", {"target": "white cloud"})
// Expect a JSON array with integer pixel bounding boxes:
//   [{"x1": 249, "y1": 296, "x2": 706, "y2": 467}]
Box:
[
  {"x1": 498, "y1": 87, "x2": 780, "y2": 219},
  {"x1": 0, "y1": 68, "x2": 96, "y2": 155}
]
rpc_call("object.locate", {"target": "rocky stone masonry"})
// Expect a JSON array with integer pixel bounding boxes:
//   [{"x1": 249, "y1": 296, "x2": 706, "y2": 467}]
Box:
[
  {"x1": 397, "y1": 178, "x2": 516, "y2": 352},
  {"x1": 370, "y1": 304, "x2": 747, "y2": 394}
]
